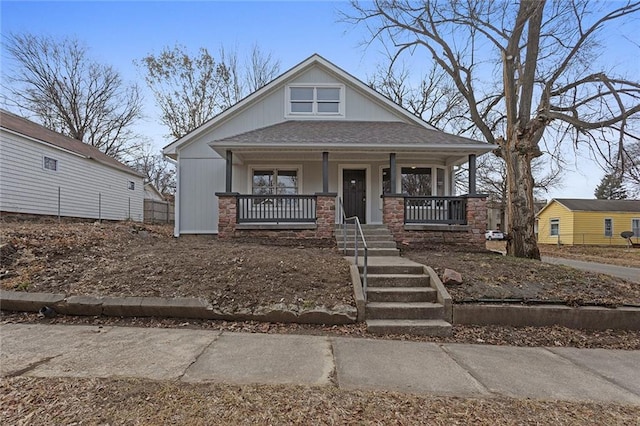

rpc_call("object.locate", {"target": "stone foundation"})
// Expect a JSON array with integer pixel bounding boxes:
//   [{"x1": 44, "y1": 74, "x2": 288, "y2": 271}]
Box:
[
  {"x1": 215, "y1": 193, "x2": 336, "y2": 241},
  {"x1": 382, "y1": 194, "x2": 487, "y2": 247}
]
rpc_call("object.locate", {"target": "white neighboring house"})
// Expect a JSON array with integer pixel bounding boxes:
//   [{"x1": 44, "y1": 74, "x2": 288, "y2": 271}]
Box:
[
  {"x1": 164, "y1": 54, "x2": 493, "y2": 239},
  {"x1": 0, "y1": 110, "x2": 144, "y2": 221},
  {"x1": 144, "y1": 183, "x2": 165, "y2": 202}
]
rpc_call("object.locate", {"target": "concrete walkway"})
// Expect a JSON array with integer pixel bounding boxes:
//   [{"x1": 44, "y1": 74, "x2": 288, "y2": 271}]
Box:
[
  {"x1": 2, "y1": 323, "x2": 639, "y2": 404},
  {"x1": 542, "y1": 257, "x2": 640, "y2": 283}
]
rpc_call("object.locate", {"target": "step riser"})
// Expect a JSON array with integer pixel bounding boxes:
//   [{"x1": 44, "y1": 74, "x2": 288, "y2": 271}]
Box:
[
  {"x1": 367, "y1": 323, "x2": 452, "y2": 337},
  {"x1": 340, "y1": 241, "x2": 398, "y2": 249},
  {"x1": 367, "y1": 290, "x2": 437, "y2": 303},
  {"x1": 366, "y1": 306, "x2": 444, "y2": 320},
  {"x1": 365, "y1": 276, "x2": 430, "y2": 288},
  {"x1": 346, "y1": 249, "x2": 399, "y2": 257},
  {"x1": 362, "y1": 265, "x2": 424, "y2": 275}
]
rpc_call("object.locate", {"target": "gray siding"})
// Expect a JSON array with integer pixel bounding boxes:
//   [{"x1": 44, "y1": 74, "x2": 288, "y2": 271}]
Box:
[
  {"x1": 178, "y1": 157, "x2": 226, "y2": 233},
  {"x1": 0, "y1": 130, "x2": 143, "y2": 221}
]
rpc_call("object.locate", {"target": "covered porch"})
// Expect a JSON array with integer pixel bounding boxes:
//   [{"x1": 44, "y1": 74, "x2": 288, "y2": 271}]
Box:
[{"x1": 211, "y1": 121, "x2": 491, "y2": 244}]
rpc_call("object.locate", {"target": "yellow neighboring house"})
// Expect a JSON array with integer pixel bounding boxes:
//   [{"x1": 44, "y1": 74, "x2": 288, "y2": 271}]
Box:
[{"x1": 536, "y1": 199, "x2": 640, "y2": 246}]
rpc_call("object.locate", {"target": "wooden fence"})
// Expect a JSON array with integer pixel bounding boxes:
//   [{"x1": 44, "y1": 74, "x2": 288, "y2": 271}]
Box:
[{"x1": 144, "y1": 199, "x2": 174, "y2": 224}]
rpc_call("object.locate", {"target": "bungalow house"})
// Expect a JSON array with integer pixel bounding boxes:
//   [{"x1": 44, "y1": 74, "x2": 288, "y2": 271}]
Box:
[
  {"x1": 536, "y1": 198, "x2": 640, "y2": 246},
  {"x1": 0, "y1": 110, "x2": 144, "y2": 221},
  {"x1": 163, "y1": 54, "x2": 493, "y2": 244}
]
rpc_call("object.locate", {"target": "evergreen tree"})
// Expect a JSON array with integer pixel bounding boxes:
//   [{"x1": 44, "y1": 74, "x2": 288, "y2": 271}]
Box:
[{"x1": 594, "y1": 174, "x2": 628, "y2": 200}]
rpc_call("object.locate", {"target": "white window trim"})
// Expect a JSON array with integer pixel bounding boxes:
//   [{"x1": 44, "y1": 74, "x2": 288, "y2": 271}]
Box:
[
  {"x1": 285, "y1": 84, "x2": 345, "y2": 119},
  {"x1": 604, "y1": 217, "x2": 613, "y2": 237},
  {"x1": 43, "y1": 155, "x2": 58, "y2": 172},
  {"x1": 247, "y1": 164, "x2": 303, "y2": 195},
  {"x1": 632, "y1": 218, "x2": 640, "y2": 242},
  {"x1": 550, "y1": 218, "x2": 560, "y2": 236}
]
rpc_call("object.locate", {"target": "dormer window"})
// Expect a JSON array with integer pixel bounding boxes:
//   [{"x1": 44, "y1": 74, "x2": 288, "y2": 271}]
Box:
[{"x1": 287, "y1": 85, "x2": 344, "y2": 117}]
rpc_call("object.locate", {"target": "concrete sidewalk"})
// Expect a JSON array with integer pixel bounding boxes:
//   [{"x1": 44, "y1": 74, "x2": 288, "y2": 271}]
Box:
[
  {"x1": 1, "y1": 323, "x2": 639, "y2": 404},
  {"x1": 542, "y1": 256, "x2": 640, "y2": 283}
]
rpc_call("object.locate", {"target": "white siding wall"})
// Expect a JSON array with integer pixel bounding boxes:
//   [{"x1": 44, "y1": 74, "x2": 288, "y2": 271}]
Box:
[
  {"x1": 178, "y1": 157, "x2": 226, "y2": 233},
  {"x1": 0, "y1": 130, "x2": 143, "y2": 221}
]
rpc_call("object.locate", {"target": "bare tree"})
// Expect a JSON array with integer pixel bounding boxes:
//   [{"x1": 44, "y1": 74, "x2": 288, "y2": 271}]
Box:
[
  {"x1": 138, "y1": 44, "x2": 280, "y2": 140},
  {"x1": 128, "y1": 143, "x2": 176, "y2": 195},
  {"x1": 2, "y1": 33, "x2": 143, "y2": 160},
  {"x1": 368, "y1": 60, "x2": 468, "y2": 132},
  {"x1": 346, "y1": 0, "x2": 640, "y2": 259}
]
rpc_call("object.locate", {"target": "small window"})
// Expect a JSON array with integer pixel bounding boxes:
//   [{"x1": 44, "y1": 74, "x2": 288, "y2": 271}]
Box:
[
  {"x1": 128, "y1": 181, "x2": 135, "y2": 190},
  {"x1": 604, "y1": 218, "x2": 613, "y2": 237},
  {"x1": 550, "y1": 218, "x2": 559, "y2": 236},
  {"x1": 287, "y1": 85, "x2": 343, "y2": 116},
  {"x1": 633, "y1": 219, "x2": 640, "y2": 240},
  {"x1": 43, "y1": 156, "x2": 58, "y2": 171}
]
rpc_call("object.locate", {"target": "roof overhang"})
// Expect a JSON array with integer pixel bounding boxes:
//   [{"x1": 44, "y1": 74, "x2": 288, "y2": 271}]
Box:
[{"x1": 207, "y1": 120, "x2": 494, "y2": 166}]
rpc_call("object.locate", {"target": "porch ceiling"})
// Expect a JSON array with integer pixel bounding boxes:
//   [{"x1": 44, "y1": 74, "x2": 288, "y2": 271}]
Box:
[{"x1": 208, "y1": 120, "x2": 495, "y2": 166}]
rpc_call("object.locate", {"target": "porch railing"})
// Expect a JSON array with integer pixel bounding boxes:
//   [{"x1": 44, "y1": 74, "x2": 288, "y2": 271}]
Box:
[
  {"x1": 404, "y1": 196, "x2": 467, "y2": 225},
  {"x1": 237, "y1": 194, "x2": 317, "y2": 223}
]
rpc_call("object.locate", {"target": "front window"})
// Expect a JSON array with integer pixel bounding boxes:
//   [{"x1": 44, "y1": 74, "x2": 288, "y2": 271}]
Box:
[
  {"x1": 402, "y1": 167, "x2": 432, "y2": 196},
  {"x1": 550, "y1": 218, "x2": 559, "y2": 236},
  {"x1": 252, "y1": 169, "x2": 298, "y2": 195},
  {"x1": 287, "y1": 85, "x2": 343, "y2": 116},
  {"x1": 604, "y1": 218, "x2": 613, "y2": 237},
  {"x1": 633, "y1": 219, "x2": 640, "y2": 241}
]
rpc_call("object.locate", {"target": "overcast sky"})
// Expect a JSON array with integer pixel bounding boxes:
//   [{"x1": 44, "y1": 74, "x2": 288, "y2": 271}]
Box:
[{"x1": 2, "y1": 1, "x2": 638, "y2": 199}]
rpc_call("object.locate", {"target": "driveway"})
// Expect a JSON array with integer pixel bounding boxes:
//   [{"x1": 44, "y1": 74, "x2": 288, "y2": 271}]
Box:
[{"x1": 542, "y1": 257, "x2": 640, "y2": 283}]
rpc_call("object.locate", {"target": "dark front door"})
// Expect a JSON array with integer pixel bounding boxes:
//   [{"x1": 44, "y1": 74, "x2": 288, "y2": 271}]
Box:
[{"x1": 343, "y1": 169, "x2": 366, "y2": 223}]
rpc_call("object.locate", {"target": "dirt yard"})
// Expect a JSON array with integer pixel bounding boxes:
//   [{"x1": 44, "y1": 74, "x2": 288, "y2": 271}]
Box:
[
  {"x1": 0, "y1": 221, "x2": 353, "y2": 311},
  {"x1": 405, "y1": 243, "x2": 640, "y2": 307},
  {"x1": 2, "y1": 221, "x2": 639, "y2": 310}
]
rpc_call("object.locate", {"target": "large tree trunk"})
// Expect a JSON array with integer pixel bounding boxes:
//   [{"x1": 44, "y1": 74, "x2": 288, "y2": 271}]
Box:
[{"x1": 504, "y1": 135, "x2": 541, "y2": 259}]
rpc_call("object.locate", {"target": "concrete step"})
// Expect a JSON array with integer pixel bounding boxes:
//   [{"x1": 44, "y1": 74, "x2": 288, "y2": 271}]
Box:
[
  {"x1": 365, "y1": 274, "x2": 430, "y2": 288},
  {"x1": 366, "y1": 287, "x2": 437, "y2": 303},
  {"x1": 366, "y1": 302, "x2": 444, "y2": 320},
  {"x1": 336, "y1": 235, "x2": 396, "y2": 243},
  {"x1": 336, "y1": 228, "x2": 393, "y2": 236},
  {"x1": 366, "y1": 319, "x2": 452, "y2": 337},
  {"x1": 345, "y1": 248, "x2": 399, "y2": 257},
  {"x1": 360, "y1": 265, "x2": 425, "y2": 275},
  {"x1": 339, "y1": 240, "x2": 398, "y2": 249}
]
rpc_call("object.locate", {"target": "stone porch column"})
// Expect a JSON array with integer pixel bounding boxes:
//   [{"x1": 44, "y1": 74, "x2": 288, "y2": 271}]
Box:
[
  {"x1": 215, "y1": 192, "x2": 238, "y2": 239},
  {"x1": 315, "y1": 193, "x2": 337, "y2": 239},
  {"x1": 465, "y1": 195, "x2": 488, "y2": 245},
  {"x1": 382, "y1": 194, "x2": 405, "y2": 243}
]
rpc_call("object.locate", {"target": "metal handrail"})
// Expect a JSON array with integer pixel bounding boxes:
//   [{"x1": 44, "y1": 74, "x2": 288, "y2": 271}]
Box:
[{"x1": 338, "y1": 197, "x2": 368, "y2": 299}]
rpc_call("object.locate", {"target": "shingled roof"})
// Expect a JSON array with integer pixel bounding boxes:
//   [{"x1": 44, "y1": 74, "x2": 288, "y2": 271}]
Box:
[
  {"x1": 554, "y1": 198, "x2": 640, "y2": 213},
  {"x1": 211, "y1": 120, "x2": 490, "y2": 148},
  {"x1": 0, "y1": 110, "x2": 141, "y2": 177}
]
